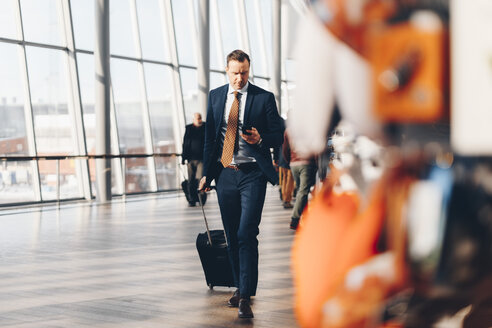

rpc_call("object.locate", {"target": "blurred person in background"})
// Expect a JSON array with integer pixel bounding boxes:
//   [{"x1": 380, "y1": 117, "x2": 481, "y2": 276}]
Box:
[
  {"x1": 182, "y1": 112, "x2": 205, "y2": 206},
  {"x1": 274, "y1": 118, "x2": 295, "y2": 209},
  {"x1": 283, "y1": 129, "x2": 317, "y2": 230}
]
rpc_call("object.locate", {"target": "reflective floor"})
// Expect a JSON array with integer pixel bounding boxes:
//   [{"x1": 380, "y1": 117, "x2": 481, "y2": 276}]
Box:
[{"x1": 0, "y1": 187, "x2": 298, "y2": 328}]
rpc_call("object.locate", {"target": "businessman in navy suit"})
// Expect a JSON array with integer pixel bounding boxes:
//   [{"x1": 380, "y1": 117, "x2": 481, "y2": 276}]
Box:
[{"x1": 199, "y1": 50, "x2": 284, "y2": 318}]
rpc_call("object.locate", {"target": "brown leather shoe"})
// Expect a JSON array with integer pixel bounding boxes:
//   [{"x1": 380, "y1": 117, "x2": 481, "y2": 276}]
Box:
[
  {"x1": 238, "y1": 298, "x2": 254, "y2": 318},
  {"x1": 227, "y1": 289, "x2": 240, "y2": 307}
]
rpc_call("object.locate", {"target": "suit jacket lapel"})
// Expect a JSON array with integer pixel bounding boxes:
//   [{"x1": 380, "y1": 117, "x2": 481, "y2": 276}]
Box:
[
  {"x1": 243, "y1": 83, "x2": 255, "y2": 126},
  {"x1": 215, "y1": 85, "x2": 228, "y2": 136}
]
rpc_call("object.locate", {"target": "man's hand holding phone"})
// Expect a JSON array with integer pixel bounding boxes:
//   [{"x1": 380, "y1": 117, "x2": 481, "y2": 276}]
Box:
[{"x1": 241, "y1": 126, "x2": 261, "y2": 145}]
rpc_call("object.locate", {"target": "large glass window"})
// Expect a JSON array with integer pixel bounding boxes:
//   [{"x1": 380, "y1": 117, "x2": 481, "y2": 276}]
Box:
[
  {"x1": 111, "y1": 59, "x2": 150, "y2": 193},
  {"x1": 0, "y1": 44, "x2": 27, "y2": 148},
  {"x1": 0, "y1": 43, "x2": 36, "y2": 204},
  {"x1": 0, "y1": 161, "x2": 36, "y2": 204},
  {"x1": 254, "y1": 77, "x2": 270, "y2": 91},
  {"x1": 76, "y1": 53, "x2": 95, "y2": 155},
  {"x1": 26, "y1": 47, "x2": 74, "y2": 156},
  {"x1": 20, "y1": 0, "x2": 65, "y2": 46},
  {"x1": 144, "y1": 63, "x2": 178, "y2": 190},
  {"x1": 179, "y1": 68, "x2": 199, "y2": 124},
  {"x1": 210, "y1": 2, "x2": 222, "y2": 70},
  {"x1": 110, "y1": 59, "x2": 145, "y2": 153},
  {"x1": 110, "y1": 0, "x2": 137, "y2": 58},
  {"x1": 144, "y1": 64, "x2": 175, "y2": 153},
  {"x1": 245, "y1": 0, "x2": 267, "y2": 77},
  {"x1": 259, "y1": 0, "x2": 273, "y2": 67},
  {"x1": 217, "y1": 0, "x2": 241, "y2": 55},
  {"x1": 75, "y1": 53, "x2": 98, "y2": 197},
  {"x1": 0, "y1": 0, "x2": 295, "y2": 205},
  {"x1": 171, "y1": 0, "x2": 197, "y2": 66},
  {"x1": 210, "y1": 72, "x2": 226, "y2": 90},
  {"x1": 26, "y1": 47, "x2": 80, "y2": 200},
  {"x1": 136, "y1": 0, "x2": 171, "y2": 62},
  {"x1": 284, "y1": 58, "x2": 296, "y2": 81},
  {"x1": 0, "y1": 0, "x2": 19, "y2": 40},
  {"x1": 283, "y1": 82, "x2": 296, "y2": 117},
  {"x1": 70, "y1": 0, "x2": 94, "y2": 51}
]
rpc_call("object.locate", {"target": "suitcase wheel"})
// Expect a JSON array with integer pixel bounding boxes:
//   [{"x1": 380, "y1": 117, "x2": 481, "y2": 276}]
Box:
[{"x1": 208, "y1": 283, "x2": 213, "y2": 290}]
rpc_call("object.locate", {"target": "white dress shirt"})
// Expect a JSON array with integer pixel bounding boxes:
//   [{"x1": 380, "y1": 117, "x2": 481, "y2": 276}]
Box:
[{"x1": 220, "y1": 82, "x2": 256, "y2": 164}]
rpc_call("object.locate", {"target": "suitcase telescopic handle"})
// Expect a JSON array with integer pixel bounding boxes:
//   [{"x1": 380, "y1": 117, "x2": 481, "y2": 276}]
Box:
[{"x1": 197, "y1": 188, "x2": 228, "y2": 247}]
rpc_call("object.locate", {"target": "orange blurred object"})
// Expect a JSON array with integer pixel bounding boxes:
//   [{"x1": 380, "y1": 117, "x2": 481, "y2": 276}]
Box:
[
  {"x1": 368, "y1": 21, "x2": 448, "y2": 122},
  {"x1": 320, "y1": 0, "x2": 449, "y2": 123},
  {"x1": 291, "y1": 173, "x2": 386, "y2": 328}
]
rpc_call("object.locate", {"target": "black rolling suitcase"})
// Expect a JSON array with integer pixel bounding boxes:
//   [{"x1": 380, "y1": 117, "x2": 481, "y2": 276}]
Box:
[
  {"x1": 180, "y1": 165, "x2": 207, "y2": 205},
  {"x1": 196, "y1": 191, "x2": 235, "y2": 289}
]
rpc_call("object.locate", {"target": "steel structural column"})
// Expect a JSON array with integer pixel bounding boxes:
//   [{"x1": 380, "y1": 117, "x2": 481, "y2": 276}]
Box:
[
  {"x1": 272, "y1": 0, "x2": 282, "y2": 112},
  {"x1": 198, "y1": 0, "x2": 210, "y2": 118},
  {"x1": 95, "y1": 0, "x2": 111, "y2": 202}
]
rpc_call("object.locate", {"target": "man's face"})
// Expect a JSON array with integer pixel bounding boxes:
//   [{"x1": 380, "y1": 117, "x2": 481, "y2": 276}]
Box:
[
  {"x1": 193, "y1": 113, "x2": 202, "y2": 126},
  {"x1": 226, "y1": 60, "x2": 250, "y2": 90}
]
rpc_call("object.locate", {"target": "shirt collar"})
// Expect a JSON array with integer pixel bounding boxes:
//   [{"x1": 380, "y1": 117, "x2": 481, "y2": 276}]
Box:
[{"x1": 228, "y1": 81, "x2": 249, "y2": 95}]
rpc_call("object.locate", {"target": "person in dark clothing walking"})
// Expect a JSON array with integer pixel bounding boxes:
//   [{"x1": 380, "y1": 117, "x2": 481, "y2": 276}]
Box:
[{"x1": 182, "y1": 112, "x2": 205, "y2": 206}]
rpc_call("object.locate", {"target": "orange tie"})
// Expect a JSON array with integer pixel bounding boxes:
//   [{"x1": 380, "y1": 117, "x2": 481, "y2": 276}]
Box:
[{"x1": 220, "y1": 91, "x2": 240, "y2": 167}]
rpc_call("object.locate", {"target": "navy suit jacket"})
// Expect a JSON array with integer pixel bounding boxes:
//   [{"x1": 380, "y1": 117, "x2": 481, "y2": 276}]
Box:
[{"x1": 203, "y1": 83, "x2": 284, "y2": 185}]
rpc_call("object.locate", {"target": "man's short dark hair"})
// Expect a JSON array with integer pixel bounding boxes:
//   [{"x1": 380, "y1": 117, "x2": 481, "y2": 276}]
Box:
[{"x1": 226, "y1": 50, "x2": 250, "y2": 66}]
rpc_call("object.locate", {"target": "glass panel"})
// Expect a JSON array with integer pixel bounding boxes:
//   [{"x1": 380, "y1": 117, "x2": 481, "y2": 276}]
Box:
[
  {"x1": 0, "y1": 43, "x2": 27, "y2": 152},
  {"x1": 0, "y1": 161, "x2": 36, "y2": 204},
  {"x1": 0, "y1": 0, "x2": 19, "y2": 39},
  {"x1": 111, "y1": 59, "x2": 146, "y2": 152},
  {"x1": 136, "y1": 0, "x2": 171, "y2": 62},
  {"x1": 284, "y1": 81, "x2": 296, "y2": 117},
  {"x1": 179, "y1": 67, "x2": 198, "y2": 124},
  {"x1": 155, "y1": 157, "x2": 178, "y2": 190},
  {"x1": 217, "y1": 0, "x2": 241, "y2": 55},
  {"x1": 210, "y1": 1, "x2": 222, "y2": 70},
  {"x1": 111, "y1": 59, "x2": 150, "y2": 193},
  {"x1": 281, "y1": 82, "x2": 288, "y2": 118},
  {"x1": 26, "y1": 47, "x2": 74, "y2": 156},
  {"x1": 110, "y1": 0, "x2": 137, "y2": 58},
  {"x1": 75, "y1": 53, "x2": 97, "y2": 198},
  {"x1": 259, "y1": 0, "x2": 272, "y2": 70},
  {"x1": 123, "y1": 157, "x2": 150, "y2": 193},
  {"x1": 26, "y1": 47, "x2": 81, "y2": 200},
  {"x1": 143, "y1": 63, "x2": 177, "y2": 190},
  {"x1": 171, "y1": 0, "x2": 196, "y2": 66},
  {"x1": 254, "y1": 77, "x2": 270, "y2": 91},
  {"x1": 284, "y1": 58, "x2": 296, "y2": 81},
  {"x1": 75, "y1": 53, "x2": 95, "y2": 155},
  {"x1": 38, "y1": 158, "x2": 79, "y2": 200},
  {"x1": 70, "y1": 0, "x2": 94, "y2": 51},
  {"x1": 144, "y1": 63, "x2": 175, "y2": 153},
  {"x1": 0, "y1": 44, "x2": 36, "y2": 204},
  {"x1": 245, "y1": 0, "x2": 267, "y2": 76},
  {"x1": 20, "y1": 0, "x2": 65, "y2": 46},
  {"x1": 210, "y1": 72, "x2": 226, "y2": 90}
]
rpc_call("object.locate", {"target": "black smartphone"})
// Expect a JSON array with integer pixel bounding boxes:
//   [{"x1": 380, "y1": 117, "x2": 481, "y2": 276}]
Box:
[{"x1": 242, "y1": 125, "x2": 252, "y2": 135}]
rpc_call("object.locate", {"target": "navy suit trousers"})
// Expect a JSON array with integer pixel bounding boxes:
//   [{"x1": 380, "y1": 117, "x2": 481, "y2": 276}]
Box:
[{"x1": 216, "y1": 165, "x2": 267, "y2": 298}]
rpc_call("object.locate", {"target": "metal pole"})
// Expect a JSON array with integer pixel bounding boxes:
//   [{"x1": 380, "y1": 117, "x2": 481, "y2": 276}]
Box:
[
  {"x1": 95, "y1": 0, "x2": 111, "y2": 202},
  {"x1": 56, "y1": 159, "x2": 60, "y2": 206},
  {"x1": 272, "y1": 0, "x2": 282, "y2": 112},
  {"x1": 198, "y1": 0, "x2": 210, "y2": 118}
]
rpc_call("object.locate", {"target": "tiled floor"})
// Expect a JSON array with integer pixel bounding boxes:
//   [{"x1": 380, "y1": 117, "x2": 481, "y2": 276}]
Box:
[{"x1": 0, "y1": 187, "x2": 299, "y2": 327}]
